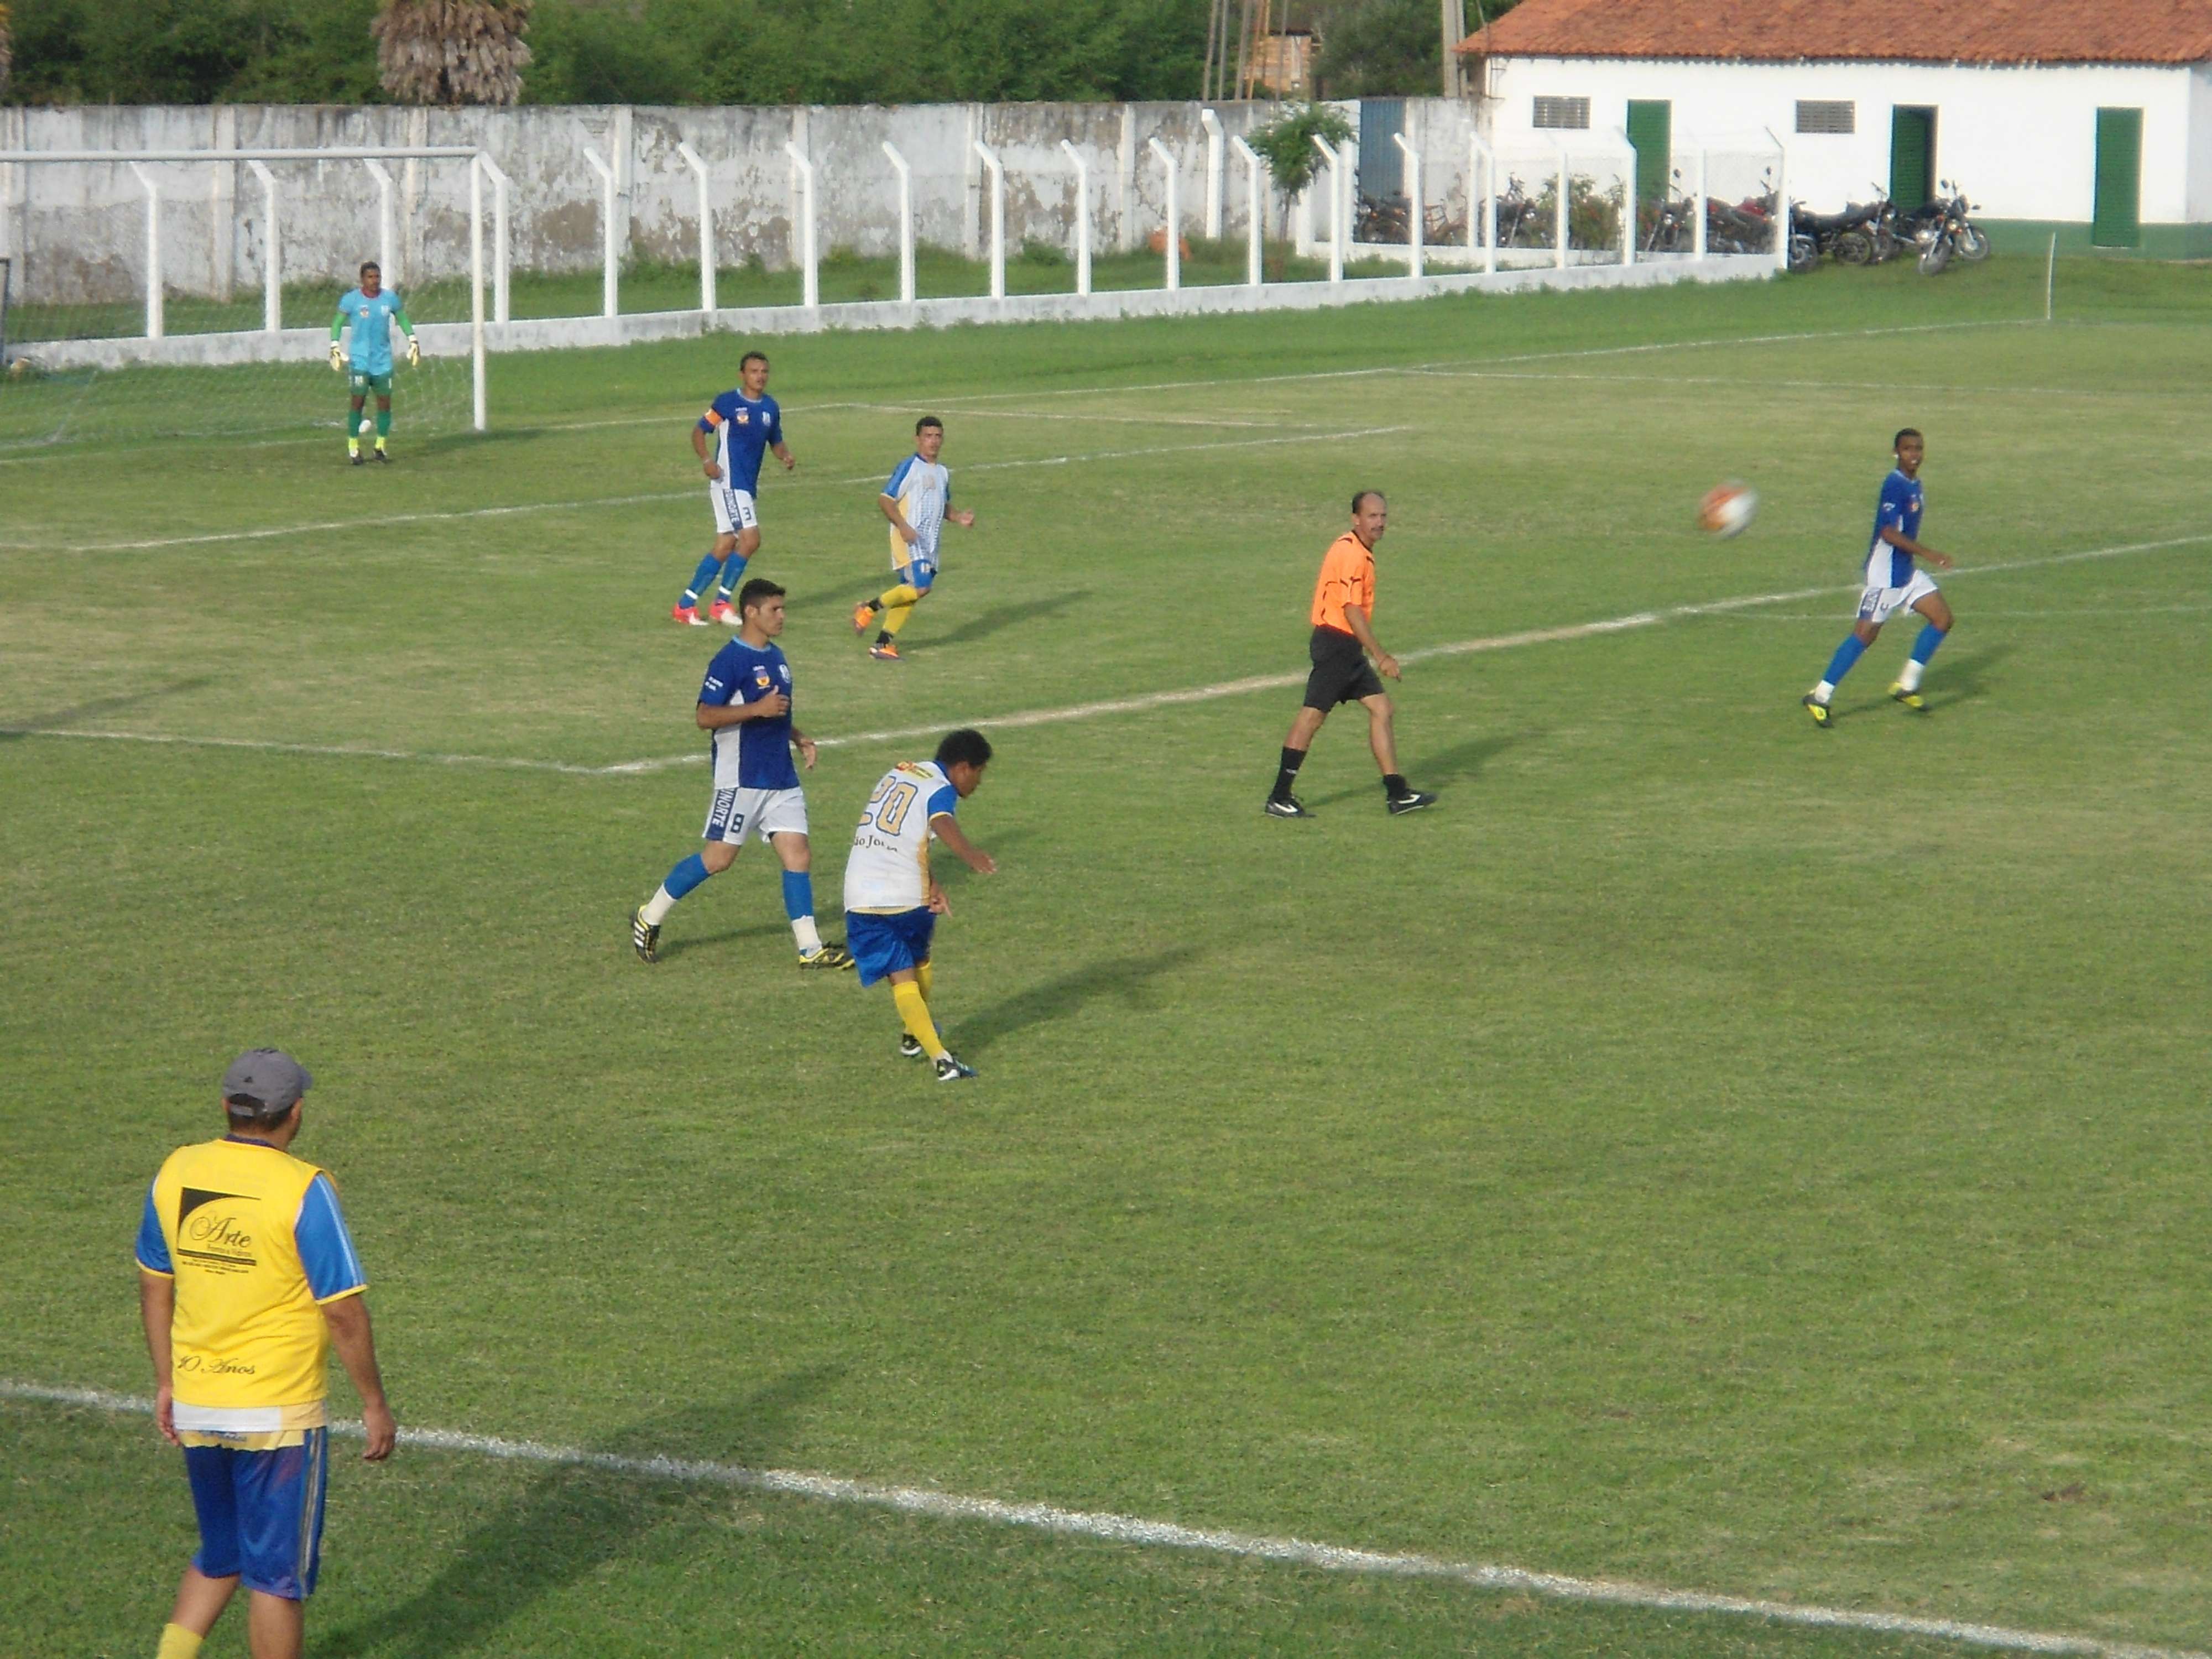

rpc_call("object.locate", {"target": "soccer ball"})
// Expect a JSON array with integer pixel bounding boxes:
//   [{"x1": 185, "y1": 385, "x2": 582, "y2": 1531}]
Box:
[
  {"x1": 358, "y1": 417, "x2": 376, "y2": 438},
  {"x1": 1698, "y1": 482, "x2": 1758, "y2": 539}
]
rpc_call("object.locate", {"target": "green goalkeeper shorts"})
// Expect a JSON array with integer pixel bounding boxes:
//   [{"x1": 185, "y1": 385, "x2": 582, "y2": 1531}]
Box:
[{"x1": 348, "y1": 371, "x2": 394, "y2": 395}]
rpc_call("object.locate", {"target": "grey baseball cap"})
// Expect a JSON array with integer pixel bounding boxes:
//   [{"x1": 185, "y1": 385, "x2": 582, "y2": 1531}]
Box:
[{"x1": 221, "y1": 1049, "x2": 314, "y2": 1114}]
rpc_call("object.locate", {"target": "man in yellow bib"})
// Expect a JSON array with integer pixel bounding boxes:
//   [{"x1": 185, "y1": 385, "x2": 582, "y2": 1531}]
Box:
[{"x1": 135, "y1": 1050, "x2": 394, "y2": 1659}]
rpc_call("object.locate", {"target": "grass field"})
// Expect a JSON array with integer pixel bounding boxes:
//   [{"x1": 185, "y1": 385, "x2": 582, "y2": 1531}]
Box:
[{"x1": 4, "y1": 254, "x2": 2211, "y2": 1657}]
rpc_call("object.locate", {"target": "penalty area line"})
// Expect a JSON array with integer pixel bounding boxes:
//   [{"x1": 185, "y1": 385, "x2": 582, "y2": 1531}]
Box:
[{"x1": 1, "y1": 1381, "x2": 2192, "y2": 1659}]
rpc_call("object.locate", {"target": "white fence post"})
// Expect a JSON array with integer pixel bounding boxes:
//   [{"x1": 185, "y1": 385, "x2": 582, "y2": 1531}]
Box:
[
  {"x1": 1694, "y1": 150, "x2": 1708, "y2": 259},
  {"x1": 883, "y1": 142, "x2": 915, "y2": 305},
  {"x1": 1312, "y1": 134, "x2": 1342, "y2": 283},
  {"x1": 1618, "y1": 131, "x2": 1635, "y2": 267},
  {"x1": 1146, "y1": 136, "x2": 1180, "y2": 291},
  {"x1": 784, "y1": 142, "x2": 818, "y2": 310},
  {"x1": 1200, "y1": 108, "x2": 1224, "y2": 239},
  {"x1": 1770, "y1": 133, "x2": 1790, "y2": 273},
  {"x1": 1392, "y1": 133, "x2": 1422, "y2": 278},
  {"x1": 474, "y1": 154, "x2": 511, "y2": 322},
  {"x1": 246, "y1": 160, "x2": 279, "y2": 333},
  {"x1": 362, "y1": 159, "x2": 395, "y2": 286},
  {"x1": 676, "y1": 142, "x2": 715, "y2": 314},
  {"x1": 469, "y1": 154, "x2": 487, "y2": 432},
  {"x1": 1230, "y1": 134, "x2": 1264, "y2": 286},
  {"x1": 582, "y1": 145, "x2": 618, "y2": 318},
  {"x1": 1341, "y1": 139, "x2": 1357, "y2": 270},
  {"x1": 1059, "y1": 139, "x2": 1092, "y2": 297},
  {"x1": 973, "y1": 140, "x2": 1005, "y2": 300},
  {"x1": 127, "y1": 163, "x2": 162, "y2": 340},
  {"x1": 1554, "y1": 146, "x2": 1570, "y2": 270}
]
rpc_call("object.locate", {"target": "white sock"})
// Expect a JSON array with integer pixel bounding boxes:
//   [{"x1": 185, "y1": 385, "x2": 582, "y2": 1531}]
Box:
[
  {"x1": 1897, "y1": 659, "x2": 1924, "y2": 692},
  {"x1": 792, "y1": 915, "x2": 823, "y2": 955},
  {"x1": 641, "y1": 885, "x2": 678, "y2": 926},
  {"x1": 1812, "y1": 680, "x2": 1836, "y2": 704}
]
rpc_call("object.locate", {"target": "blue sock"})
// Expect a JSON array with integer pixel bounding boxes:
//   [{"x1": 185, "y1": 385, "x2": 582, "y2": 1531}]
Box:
[
  {"x1": 1911, "y1": 623, "x2": 1947, "y2": 664},
  {"x1": 1822, "y1": 634, "x2": 1868, "y2": 686},
  {"x1": 664, "y1": 852, "x2": 712, "y2": 901},
  {"x1": 717, "y1": 554, "x2": 748, "y2": 599},
  {"x1": 682, "y1": 555, "x2": 721, "y2": 606},
  {"x1": 781, "y1": 869, "x2": 813, "y2": 922}
]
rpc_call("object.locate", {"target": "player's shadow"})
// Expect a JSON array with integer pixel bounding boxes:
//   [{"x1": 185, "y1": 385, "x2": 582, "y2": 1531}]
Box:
[
  {"x1": 950, "y1": 945, "x2": 1201, "y2": 1058},
  {"x1": 653, "y1": 918, "x2": 796, "y2": 963},
  {"x1": 317, "y1": 1365, "x2": 842, "y2": 1659},
  {"x1": 0, "y1": 676, "x2": 216, "y2": 740},
  {"x1": 921, "y1": 590, "x2": 1091, "y2": 651},
  {"x1": 1303, "y1": 729, "x2": 1535, "y2": 807},
  {"x1": 1922, "y1": 640, "x2": 2011, "y2": 711}
]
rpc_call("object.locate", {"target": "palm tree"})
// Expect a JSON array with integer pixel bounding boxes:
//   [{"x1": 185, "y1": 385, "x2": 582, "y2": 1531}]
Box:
[{"x1": 372, "y1": 0, "x2": 534, "y2": 107}]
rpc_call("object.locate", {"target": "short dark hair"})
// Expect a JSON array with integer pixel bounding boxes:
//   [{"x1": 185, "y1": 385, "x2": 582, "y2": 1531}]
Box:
[
  {"x1": 1894, "y1": 427, "x2": 1923, "y2": 448},
  {"x1": 359, "y1": 260, "x2": 380, "y2": 278},
  {"x1": 740, "y1": 349, "x2": 769, "y2": 372},
  {"x1": 1352, "y1": 489, "x2": 1386, "y2": 514},
  {"x1": 936, "y1": 728, "x2": 993, "y2": 770},
  {"x1": 736, "y1": 577, "x2": 786, "y2": 615},
  {"x1": 225, "y1": 1092, "x2": 295, "y2": 1129},
  {"x1": 916, "y1": 415, "x2": 943, "y2": 435}
]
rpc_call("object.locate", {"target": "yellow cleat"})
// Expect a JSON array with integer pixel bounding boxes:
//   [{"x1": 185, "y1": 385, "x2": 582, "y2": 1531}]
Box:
[
  {"x1": 1801, "y1": 693, "x2": 1832, "y2": 728},
  {"x1": 1887, "y1": 682, "x2": 1926, "y2": 711}
]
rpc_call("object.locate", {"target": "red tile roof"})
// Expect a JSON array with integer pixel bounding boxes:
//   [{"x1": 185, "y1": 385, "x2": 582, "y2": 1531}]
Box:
[{"x1": 1458, "y1": 0, "x2": 2212, "y2": 66}]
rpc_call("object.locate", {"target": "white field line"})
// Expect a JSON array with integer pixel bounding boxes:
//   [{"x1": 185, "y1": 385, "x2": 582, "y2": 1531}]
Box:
[
  {"x1": 2, "y1": 1381, "x2": 2193, "y2": 1659},
  {"x1": 1410, "y1": 367, "x2": 2212, "y2": 403},
  {"x1": 7, "y1": 426, "x2": 1408, "y2": 556},
  {"x1": 8, "y1": 530, "x2": 2206, "y2": 778}
]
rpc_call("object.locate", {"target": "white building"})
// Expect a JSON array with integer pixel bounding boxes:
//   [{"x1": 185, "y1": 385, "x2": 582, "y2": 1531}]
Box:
[{"x1": 1458, "y1": 0, "x2": 2212, "y2": 255}]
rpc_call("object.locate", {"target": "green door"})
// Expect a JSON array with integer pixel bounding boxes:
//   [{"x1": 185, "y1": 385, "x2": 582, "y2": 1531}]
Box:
[
  {"x1": 1626, "y1": 100, "x2": 1672, "y2": 209},
  {"x1": 2094, "y1": 107, "x2": 2143, "y2": 248},
  {"x1": 1890, "y1": 106, "x2": 1936, "y2": 207}
]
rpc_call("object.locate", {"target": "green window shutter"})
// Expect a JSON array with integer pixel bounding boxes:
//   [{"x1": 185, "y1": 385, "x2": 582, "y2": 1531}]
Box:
[
  {"x1": 2094, "y1": 107, "x2": 2143, "y2": 248},
  {"x1": 1890, "y1": 106, "x2": 1935, "y2": 208},
  {"x1": 1626, "y1": 101, "x2": 1671, "y2": 209}
]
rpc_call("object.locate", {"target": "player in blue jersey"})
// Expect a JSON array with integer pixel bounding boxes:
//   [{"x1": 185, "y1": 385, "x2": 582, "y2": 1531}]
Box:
[
  {"x1": 851, "y1": 416, "x2": 975, "y2": 660},
  {"x1": 676, "y1": 351, "x2": 795, "y2": 627},
  {"x1": 329, "y1": 262, "x2": 418, "y2": 466},
  {"x1": 1803, "y1": 428, "x2": 1957, "y2": 727},
  {"x1": 632, "y1": 578, "x2": 853, "y2": 970}
]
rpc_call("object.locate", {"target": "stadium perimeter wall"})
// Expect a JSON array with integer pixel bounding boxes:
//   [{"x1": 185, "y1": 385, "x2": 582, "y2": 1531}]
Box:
[
  {"x1": 0, "y1": 101, "x2": 1498, "y2": 308},
  {"x1": 14, "y1": 254, "x2": 1777, "y2": 373}
]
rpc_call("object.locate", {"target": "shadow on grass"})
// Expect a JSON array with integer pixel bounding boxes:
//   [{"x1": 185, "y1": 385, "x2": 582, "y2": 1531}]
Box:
[
  {"x1": 1305, "y1": 729, "x2": 1536, "y2": 807},
  {"x1": 1924, "y1": 640, "x2": 2012, "y2": 711},
  {"x1": 0, "y1": 676, "x2": 216, "y2": 740},
  {"x1": 948, "y1": 945, "x2": 1201, "y2": 1057},
  {"x1": 915, "y1": 590, "x2": 1091, "y2": 653},
  {"x1": 319, "y1": 1366, "x2": 842, "y2": 1659},
  {"x1": 653, "y1": 919, "x2": 797, "y2": 963}
]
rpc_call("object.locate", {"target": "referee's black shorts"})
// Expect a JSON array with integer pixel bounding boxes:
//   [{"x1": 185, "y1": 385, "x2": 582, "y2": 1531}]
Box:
[{"x1": 1303, "y1": 624, "x2": 1386, "y2": 711}]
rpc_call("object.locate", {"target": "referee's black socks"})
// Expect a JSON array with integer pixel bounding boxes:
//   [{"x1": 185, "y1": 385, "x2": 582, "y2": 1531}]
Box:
[
  {"x1": 1271, "y1": 747, "x2": 1305, "y2": 801},
  {"x1": 1383, "y1": 773, "x2": 1410, "y2": 799}
]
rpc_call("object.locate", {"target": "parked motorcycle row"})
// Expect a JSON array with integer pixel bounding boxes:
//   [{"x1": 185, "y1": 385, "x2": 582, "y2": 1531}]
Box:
[{"x1": 1785, "y1": 180, "x2": 1990, "y2": 274}]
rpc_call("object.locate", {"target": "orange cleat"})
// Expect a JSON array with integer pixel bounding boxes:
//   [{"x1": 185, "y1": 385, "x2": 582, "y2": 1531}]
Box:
[
  {"x1": 672, "y1": 603, "x2": 707, "y2": 627},
  {"x1": 852, "y1": 602, "x2": 878, "y2": 634},
  {"x1": 868, "y1": 643, "x2": 901, "y2": 661},
  {"x1": 708, "y1": 600, "x2": 739, "y2": 625}
]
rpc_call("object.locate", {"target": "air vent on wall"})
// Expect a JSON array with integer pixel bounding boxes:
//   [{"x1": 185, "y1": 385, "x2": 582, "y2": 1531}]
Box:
[
  {"x1": 1533, "y1": 97, "x2": 1592, "y2": 130},
  {"x1": 1796, "y1": 101, "x2": 1856, "y2": 134}
]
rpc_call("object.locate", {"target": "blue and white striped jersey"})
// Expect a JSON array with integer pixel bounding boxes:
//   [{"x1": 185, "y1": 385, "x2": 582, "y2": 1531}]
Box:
[{"x1": 883, "y1": 454, "x2": 952, "y2": 565}]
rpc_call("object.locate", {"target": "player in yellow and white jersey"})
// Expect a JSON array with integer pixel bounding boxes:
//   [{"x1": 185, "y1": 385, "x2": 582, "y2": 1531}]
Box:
[
  {"x1": 844, "y1": 729, "x2": 997, "y2": 1081},
  {"x1": 851, "y1": 416, "x2": 976, "y2": 660}
]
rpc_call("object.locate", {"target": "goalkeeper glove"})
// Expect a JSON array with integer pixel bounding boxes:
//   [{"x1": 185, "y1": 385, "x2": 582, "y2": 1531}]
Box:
[
  {"x1": 406, "y1": 336, "x2": 421, "y2": 368},
  {"x1": 329, "y1": 342, "x2": 345, "y2": 373}
]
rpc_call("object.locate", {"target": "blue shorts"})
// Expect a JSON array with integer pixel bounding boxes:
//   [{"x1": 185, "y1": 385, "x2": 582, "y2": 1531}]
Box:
[
  {"x1": 900, "y1": 560, "x2": 937, "y2": 593},
  {"x1": 846, "y1": 906, "x2": 935, "y2": 986},
  {"x1": 183, "y1": 1430, "x2": 328, "y2": 1599}
]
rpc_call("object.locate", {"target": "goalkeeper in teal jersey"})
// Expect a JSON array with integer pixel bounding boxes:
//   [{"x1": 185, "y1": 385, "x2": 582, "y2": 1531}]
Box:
[{"x1": 330, "y1": 262, "x2": 418, "y2": 466}]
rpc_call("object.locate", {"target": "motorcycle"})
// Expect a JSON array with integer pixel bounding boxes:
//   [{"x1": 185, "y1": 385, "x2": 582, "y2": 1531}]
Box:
[
  {"x1": 1914, "y1": 180, "x2": 1990, "y2": 273},
  {"x1": 1706, "y1": 186, "x2": 1777, "y2": 257},
  {"x1": 1791, "y1": 199, "x2": 1886, "y2": 267}
]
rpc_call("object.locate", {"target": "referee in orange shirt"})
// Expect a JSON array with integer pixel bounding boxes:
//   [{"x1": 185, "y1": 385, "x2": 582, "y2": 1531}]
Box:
[{"x1": 1266, "y1": 491, "x2": 1435, "y2": 818}]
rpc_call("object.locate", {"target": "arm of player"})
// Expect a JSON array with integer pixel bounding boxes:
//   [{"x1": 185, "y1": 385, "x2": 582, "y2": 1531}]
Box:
[
  {"x1": 773, "y1": 441, "x2": 796, "y2": 472},
  {"x1": 930, "y1": 811, "x2": 996, "y2": 876},
  {"x1": 696, "y1": 693, "x2": 790, "y2": 730},
  {"x1": 879, "y1": 494, "x2": 921, "y2": 546},
  {"x1": 321, "y1": 1294, "x2": 397, "y2": 1461},
  {"x1": 1878, "y1": 526, "x2": 1953, "y2": 569},
  {"x1": 790, "y1": 728, "x2": 817, "y2": 770},
  {"x1": 138, "y1": 1269, "x2": 180, "y2": 1447},
  {"x1": 1340, "y1": 603, "x2": 1401, "y2": 681},
  {"x1": 330, "y1": 309, "x2": 348, "y2": 372},
  {"x1": 395, "y1": 305, "x2": 420, "y2": 367},
  {"x1": 692, "y1": 425, "x2": 722, "y2": 481}
]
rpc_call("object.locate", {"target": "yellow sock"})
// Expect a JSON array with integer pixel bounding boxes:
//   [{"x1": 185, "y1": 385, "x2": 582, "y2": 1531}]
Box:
[
  {"x1": 156, "y1": 1624, "x2": 204, "y2": 1659},
  {"x1": 915, "y1": 961, "x2": 933, "y2": 1001},
  {"x1": 892, "y1": 980, "x2": 947, "y2": 1060},
  {"x1": 880, "y1": 598, "x2": 921, "y2": 638},
  {"x1": 875, "y1": 583, "x2": 922, "y2": 610}
]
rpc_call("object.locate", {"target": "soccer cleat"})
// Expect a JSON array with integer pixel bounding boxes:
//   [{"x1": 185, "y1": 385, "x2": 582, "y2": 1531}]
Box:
[
  {"x1": 1264, "y1": 795, "x2": 1313, "y2": 818},
  {"x1": 630, "y1": 907, "x2": 660, "y2": 964},
  {"x1": 898, "y1": 1033, "x2": 926, "y2": 1060},
  {"x1": 799, "y1": 944, "x2": 855, "y2": 972},
  {"x1": 1386, "y1": 790, "x2": 1438, "y2": 816},
  {"x1": 869, "y1": 643, "x2": 901, "y2": 661},
  {"x1": 852, "y1": 602, "x2": 879, "y2": 634},
  {"x1": 935, "y1": 1053, "x2": 978, "y2": 1083},
  {"x1": 1802, "y1": 692, "x2": 1833, "y2": 728},
  {"x1": 708, "y1": 600, "x2": 739, "y2": 626},
  {"x1": 349, "y1": 451, "x2": 366, "y2": 467},
  {"x1": 372, "y1": 448, "x2": 390, "y2": 465},
  {"x1": 672, "y1": 603, "x2": 708, "y2": 627},
  {"x1": 1888, "y1": 682, "x2": 1926, "y2": 711}
]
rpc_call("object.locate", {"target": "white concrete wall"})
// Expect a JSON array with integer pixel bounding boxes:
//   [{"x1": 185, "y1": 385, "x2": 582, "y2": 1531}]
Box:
[
  {"x1": 0, "y1": 98, "x2": 1499, "y2": 307},
  {"x1": 1483, "y1": 56, "x2": 2201, "y2": 222}
]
